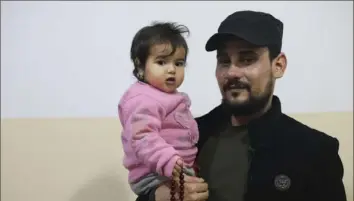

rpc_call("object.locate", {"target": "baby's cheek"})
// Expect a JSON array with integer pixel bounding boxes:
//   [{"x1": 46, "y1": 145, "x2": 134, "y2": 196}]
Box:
[{"x1": 176, "y1": 76, "x2": 184, "y2": 88}]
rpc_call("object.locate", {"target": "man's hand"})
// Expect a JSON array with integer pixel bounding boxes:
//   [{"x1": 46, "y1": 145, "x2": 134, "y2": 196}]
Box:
[{"x1": 155, "y1": 175, "x2": 209, "y2": 201}]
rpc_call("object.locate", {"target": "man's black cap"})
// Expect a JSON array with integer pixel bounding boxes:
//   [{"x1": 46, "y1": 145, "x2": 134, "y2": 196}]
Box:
[{"x1": 205, "y1": 10, "x2": 284, "y2": 52}]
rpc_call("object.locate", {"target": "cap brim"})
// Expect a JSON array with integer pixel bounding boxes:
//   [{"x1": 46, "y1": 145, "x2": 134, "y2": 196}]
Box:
[
  {"x1": 205, "y1": 32, "x2": 266, "y2": 52},
  {"x1": 205, "y1": 33, "x2": 236, "y2": 52}
]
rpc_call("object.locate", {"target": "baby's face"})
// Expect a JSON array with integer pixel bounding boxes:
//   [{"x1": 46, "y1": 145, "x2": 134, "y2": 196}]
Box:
[{"x1": 144, "y1": 43, "x2": 186, "y2": 93}]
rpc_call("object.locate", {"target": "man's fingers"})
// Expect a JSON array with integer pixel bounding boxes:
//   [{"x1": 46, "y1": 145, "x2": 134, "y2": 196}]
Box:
[
  {"x1": 173, "y1": 174, "x2": 200, "y2": 185},
  {"x1": 154, "y1": 184, "x2": 172, "y2": 201},
  {"x1": 167, "y1": 179, "x2": 209, "y2": 201},
  {"x1": 195, "y1": 191, "x2": 209, "y2": 201},
  {"x1": 183, "y1": 174, "x2": 204, "y2": 183},
  {"x1": 184, "y1": 182, "x2": 208, "y2": 193},
  {"x1": 180, "y1": 191, "x2": 209, "y2": 201}
]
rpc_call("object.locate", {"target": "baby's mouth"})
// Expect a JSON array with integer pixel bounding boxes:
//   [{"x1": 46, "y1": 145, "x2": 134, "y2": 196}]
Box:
[{"x1": 166, "y1": 77, "x2": 176, "y2": 84}]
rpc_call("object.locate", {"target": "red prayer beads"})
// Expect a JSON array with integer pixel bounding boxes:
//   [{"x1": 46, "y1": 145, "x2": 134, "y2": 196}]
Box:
[{"x1": 170, "y1": 168, "x2": 184, "y2": 201}]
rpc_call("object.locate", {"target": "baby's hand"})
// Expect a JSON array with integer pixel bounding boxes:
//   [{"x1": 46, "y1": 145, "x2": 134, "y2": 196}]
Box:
[{"x1": 172, "y1": 158, "x2": 183, "y2": 180}]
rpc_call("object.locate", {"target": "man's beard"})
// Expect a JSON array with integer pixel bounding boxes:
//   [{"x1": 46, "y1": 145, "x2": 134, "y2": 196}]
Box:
[{"x1": 221, "y1": 79, "x2": 274, "y2": 116}]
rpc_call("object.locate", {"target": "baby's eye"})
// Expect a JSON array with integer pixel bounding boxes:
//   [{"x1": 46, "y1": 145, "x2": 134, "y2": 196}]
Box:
[
  {"x1": 156, "y1": 60, "x2": 166, "y2": 65},
  {"x1": 175, "y1": 61, "x2": 185, "y2": 67}
]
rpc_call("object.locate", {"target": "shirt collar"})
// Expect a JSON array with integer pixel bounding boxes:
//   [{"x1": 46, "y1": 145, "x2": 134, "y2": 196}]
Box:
[{"x1": 208, "y1": 95, "x2": 283, "y2": 149}]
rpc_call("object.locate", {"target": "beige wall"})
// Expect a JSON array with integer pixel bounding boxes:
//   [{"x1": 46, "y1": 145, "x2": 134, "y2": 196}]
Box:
[{"x1": 1, "y1": 112, "x2": 353, "y2": 201}]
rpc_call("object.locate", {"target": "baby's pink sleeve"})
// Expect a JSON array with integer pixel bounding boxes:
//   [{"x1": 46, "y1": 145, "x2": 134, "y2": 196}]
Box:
[{"x1": 119, "y1": 95, "x2": 179, "y2": 178}]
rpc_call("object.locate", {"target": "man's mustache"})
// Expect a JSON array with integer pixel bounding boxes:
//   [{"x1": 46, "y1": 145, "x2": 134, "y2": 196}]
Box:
[{"x1": 223, "y1": 79, "x2": 250, "y2": 91}]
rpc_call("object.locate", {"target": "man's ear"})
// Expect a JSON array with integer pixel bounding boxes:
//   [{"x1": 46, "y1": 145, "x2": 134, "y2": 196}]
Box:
[{"x1": 273, "y1": 53, "x2": 287, "y2": 79}]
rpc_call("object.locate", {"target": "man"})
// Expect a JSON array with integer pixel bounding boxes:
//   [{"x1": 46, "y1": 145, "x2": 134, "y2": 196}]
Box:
[{"x1": 136, "y1": 10, "x2": 347, "y2": 201}]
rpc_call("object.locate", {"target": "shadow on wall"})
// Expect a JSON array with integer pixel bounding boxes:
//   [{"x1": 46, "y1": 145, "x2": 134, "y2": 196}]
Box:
[{"x1": 70, "y1": 171, "x2": 130, "y2": 201}]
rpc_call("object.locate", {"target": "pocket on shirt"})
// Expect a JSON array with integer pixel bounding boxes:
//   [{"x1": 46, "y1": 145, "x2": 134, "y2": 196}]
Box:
[
  {"x1": 174, "y1": 111, "x2": 192, "y2": 129},
  {"x1": 174, "y1": 112, "x2": 199, "y2": 145}
]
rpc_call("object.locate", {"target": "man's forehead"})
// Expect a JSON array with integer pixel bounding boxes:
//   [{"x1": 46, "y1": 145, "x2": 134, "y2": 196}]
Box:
[{"x1": 217, "y1": 39, "x2": 266, "y2": 55}]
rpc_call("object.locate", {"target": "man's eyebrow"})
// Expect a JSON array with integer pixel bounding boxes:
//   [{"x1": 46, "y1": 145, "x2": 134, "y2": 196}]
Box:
[
  {"x1": 216, "y1": 51, "x2": 228, "y2": 58},
  {"x1": 238, "y1": 50, "x2": 259, "y2": 56},
  {"x1": 216, "y1": 48, "x2": 264, "y2": 58}
]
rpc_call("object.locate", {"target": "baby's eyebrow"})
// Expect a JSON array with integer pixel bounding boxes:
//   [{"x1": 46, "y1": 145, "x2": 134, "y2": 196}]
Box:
[{"x1": 154, "y1": 55, "x2": 169, "y2": 59}]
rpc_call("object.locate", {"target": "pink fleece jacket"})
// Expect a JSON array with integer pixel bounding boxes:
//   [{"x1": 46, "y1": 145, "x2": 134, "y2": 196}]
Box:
[{"x1": 118, "y1": 81, "x2": 199, "y2": 183}]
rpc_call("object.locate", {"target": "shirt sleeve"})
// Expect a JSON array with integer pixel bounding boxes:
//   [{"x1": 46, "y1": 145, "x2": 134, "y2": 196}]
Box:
[{"x1": 119, "y1": 95, "x2": 180, "y2": 178}]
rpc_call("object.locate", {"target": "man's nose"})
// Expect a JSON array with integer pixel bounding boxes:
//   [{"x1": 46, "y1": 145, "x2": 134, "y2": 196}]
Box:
[{"x1": 227, "y1": 65, "x2": 244, "y2": 78}]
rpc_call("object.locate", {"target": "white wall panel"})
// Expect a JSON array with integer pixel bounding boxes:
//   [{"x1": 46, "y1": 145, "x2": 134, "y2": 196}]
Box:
[{"x1": 1, "y1": 1, "x2": 353, "y2": 118}]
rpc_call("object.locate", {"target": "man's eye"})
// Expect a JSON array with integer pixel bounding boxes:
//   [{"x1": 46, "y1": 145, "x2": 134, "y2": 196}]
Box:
[
  {"x1": 240, "y1": 58, "x2": 256, "y2": 65},
  {"x1": 218, "y1": 59, "x2": 231, "y2": 66}
]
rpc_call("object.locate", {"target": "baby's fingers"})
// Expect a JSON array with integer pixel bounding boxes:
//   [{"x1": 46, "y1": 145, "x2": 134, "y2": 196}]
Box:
[{"x1": 172, "y1": 167, "x2": 181, "y2": 179}]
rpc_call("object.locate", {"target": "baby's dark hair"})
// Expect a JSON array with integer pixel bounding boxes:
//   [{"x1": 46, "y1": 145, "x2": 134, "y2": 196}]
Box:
[{"x1": 130, "y1": 22, "x2": 190, "y2": 80}]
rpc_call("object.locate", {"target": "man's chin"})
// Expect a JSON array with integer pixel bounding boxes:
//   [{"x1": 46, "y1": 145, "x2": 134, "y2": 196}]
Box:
[
  {"x1": 222, "y1": 99, "x2": 261, "y2": 116},
  {"x1": 223, "y1": 99, "x2": 251, "y2": 109},
  {"x1": 221, "y1": 94, "x2": 270, "y2": 116},
  {"x1": 222, "y1": 94, "x2": 250, "y2": 108},
  {"x1": 224, "y1": 92, "x2": 249, "y2": 104}
]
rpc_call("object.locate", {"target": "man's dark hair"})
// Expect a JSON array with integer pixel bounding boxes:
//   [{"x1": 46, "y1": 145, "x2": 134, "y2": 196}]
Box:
[{"x1": 130, "y1": 22, "x2": 190, "y2": 80}]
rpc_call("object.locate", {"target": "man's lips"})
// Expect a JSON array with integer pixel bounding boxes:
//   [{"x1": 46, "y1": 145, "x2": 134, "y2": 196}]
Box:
[{"x1": 223, "y1": 82, "x2": 249, "y2": 91}]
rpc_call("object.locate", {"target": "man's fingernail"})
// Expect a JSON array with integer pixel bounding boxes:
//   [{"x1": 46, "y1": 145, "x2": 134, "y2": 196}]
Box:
[{"x1": 197, "y1": 178, "x2": 204, "y2": 182}]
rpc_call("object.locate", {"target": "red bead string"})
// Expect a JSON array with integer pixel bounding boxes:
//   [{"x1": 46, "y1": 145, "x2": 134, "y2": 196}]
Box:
[{"x1": 170, "y1": 168, "x2": 184, "y2": 201}]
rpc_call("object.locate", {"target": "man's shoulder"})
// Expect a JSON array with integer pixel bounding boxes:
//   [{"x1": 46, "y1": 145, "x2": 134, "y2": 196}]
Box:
[
  {"x1": 195, "y1": 105, "x2": 223, "y2": 129},
  {"x1": 279, "y1": 114, "x2": 340, "y2": 154},
  {"x1": 193, "y1": 105, "x2": 340, "y2": 154}
]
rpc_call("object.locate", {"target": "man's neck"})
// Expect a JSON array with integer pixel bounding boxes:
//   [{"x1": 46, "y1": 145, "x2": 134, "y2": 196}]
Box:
[{"x1": 231, "y1": 98, "x2": 273, "y2": 126}]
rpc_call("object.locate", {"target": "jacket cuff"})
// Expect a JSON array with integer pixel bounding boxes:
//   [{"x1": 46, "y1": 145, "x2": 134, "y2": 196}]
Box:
[{"x1": 148, "y1": 186, "x2": 157, "y2": 201}]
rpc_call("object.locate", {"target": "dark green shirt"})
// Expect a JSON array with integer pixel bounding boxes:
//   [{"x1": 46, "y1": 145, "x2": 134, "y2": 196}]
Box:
[{"x1": 197, "y1": 125, "x2": 249, "y2": 201}]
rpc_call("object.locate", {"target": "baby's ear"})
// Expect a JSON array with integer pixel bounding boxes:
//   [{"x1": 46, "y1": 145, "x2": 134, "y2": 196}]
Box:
[
  {"x1": 134, "y1": 58, "x2": 141, "y2": 67},
  {"x1": 137, "y1": 69, "x2": 144, "y2": 80}
]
